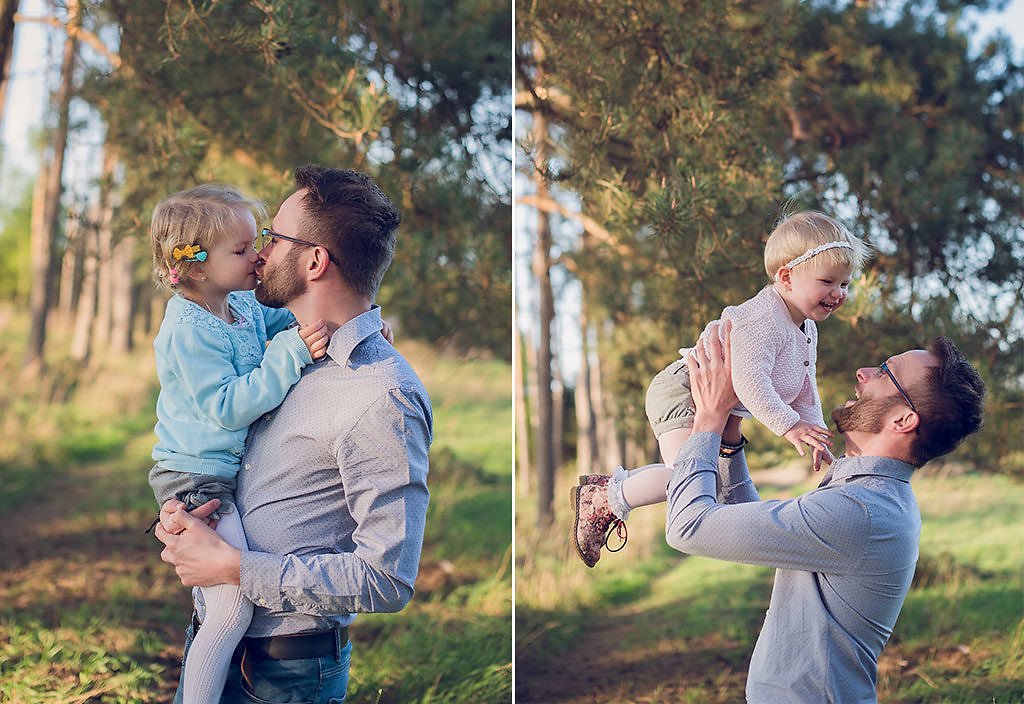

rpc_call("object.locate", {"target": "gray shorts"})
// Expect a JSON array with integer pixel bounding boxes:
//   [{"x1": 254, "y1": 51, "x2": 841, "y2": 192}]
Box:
[
  {"x1": 148, "y1": 464, "x2": 237, "y2": 517},
  {"x1": 645, "y1": 355, "x2": 749, "y2": 438},
  {"x1": 645, "y1": 357, "x2": 697, "y2": 437}
]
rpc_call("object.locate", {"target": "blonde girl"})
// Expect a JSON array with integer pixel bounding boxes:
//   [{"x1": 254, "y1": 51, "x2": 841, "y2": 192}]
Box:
[
  {"x1": 572, "y1": 211, "x2": 872, "y2": 567},
  {"x1": 147, "y1": 184, "x2": 330, "y2": 703}
]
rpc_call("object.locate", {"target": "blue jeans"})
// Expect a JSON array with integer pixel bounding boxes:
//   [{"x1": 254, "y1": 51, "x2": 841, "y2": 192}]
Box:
[{"x1": 173, "y1": 620, "x2": 352, "y2": 704}]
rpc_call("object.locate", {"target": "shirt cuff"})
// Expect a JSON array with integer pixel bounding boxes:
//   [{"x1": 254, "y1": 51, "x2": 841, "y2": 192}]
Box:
[{"x1": 240, "y1": 551, "x2": 287, "y2": 611}]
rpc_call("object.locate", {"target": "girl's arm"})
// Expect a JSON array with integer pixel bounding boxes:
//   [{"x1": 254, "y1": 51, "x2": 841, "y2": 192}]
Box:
[{"x1": 169, "y1": 324, "x2": 313, "y2": 432}]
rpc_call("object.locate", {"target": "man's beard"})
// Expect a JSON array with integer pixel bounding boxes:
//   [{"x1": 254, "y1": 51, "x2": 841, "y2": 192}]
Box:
[
  {"x1": 255, "y1": 247, "x2": 306, "y2": 309},
  {"x1": 831, "y1": 395, "x2": 902, "y2": 434}
]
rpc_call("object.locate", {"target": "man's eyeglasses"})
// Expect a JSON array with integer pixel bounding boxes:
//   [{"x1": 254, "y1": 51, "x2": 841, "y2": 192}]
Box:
[
  {"x1": 256, "y1": 227, "x2": 340, "y2": 266},
  {"x1": 879, "y1": 360, "x2": 916, "y2": 413}
]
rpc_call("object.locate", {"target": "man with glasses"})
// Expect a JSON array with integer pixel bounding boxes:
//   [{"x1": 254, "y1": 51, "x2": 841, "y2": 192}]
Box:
[
  {"x1": 664, "y1": 322, "x2": 985, "y2": 704},
  {"x1": 155, "y1": 166, "x2": 432, "y2": 703}
]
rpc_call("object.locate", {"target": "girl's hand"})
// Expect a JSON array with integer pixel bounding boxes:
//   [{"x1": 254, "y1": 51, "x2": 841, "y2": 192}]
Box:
[
  {"x1": 299, "y1": 320, "x2": 330, "y2": 359},
  {"x1": 783, "y1": 420, "x2": 834, "y2": 461},
  {"x1": 159, "y1": 498, "x2": 221, "y2": 534},
  {"x1": 381, "y1": 320, "x2": 394, "y2": 345},
  {"x1": 812, "y1": 446, "x2": 836, "y2": 473}
]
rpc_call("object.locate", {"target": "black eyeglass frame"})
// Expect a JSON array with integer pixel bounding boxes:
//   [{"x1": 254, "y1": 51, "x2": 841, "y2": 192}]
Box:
[
  {"x1": 257, "y1": 227, "x2": 340, "y2": 266},
  {"x1": 879, "y1": 360, "x2": 917, "y2": 413}
]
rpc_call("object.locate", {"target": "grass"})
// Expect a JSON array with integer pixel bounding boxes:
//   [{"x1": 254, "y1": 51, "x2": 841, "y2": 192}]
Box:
[
  {"x1": 516, "y1": 462, "x2": 1024, "y2": 703},
  {"x1": 0, "y1": 306, "x2": 512, "y2": 703}
]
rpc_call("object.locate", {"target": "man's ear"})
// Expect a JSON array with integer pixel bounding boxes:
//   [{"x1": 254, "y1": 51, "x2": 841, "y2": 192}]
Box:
[
  {"x1": 888, "y1": 407, "x2": 920, "y2": 435},
  {"x1": 307, "y1": 248, "x2": 331, "y2": 280}
]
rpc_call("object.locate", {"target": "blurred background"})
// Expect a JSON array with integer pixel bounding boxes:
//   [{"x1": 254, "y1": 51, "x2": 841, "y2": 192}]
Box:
[
  {"x1": 0, "y1": 1, "x2": 511, "y2": 701},
  {"x1": 515, "y1": 0, "x2": 1022, "y2": 702}
]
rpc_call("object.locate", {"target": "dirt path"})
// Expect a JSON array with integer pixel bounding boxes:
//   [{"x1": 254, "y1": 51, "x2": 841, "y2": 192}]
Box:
[
  {"x1": 0, "y1": 458, "x2": 191, "y2": 701},
  {"x1": 516, "y1": 464, "x2": 815, "y2": 703}
]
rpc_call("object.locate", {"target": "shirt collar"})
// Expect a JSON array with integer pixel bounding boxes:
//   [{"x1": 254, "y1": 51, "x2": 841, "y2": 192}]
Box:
[
  {"x1": 818, "y1": 454, "x2": 916, "y2": 487},
  {"x1": 325, "y1": 305, "x2": 383, "y2": 366}
]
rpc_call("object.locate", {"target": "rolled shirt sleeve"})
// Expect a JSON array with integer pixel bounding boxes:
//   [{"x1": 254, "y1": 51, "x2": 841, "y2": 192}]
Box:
[{"x1": 666, "y1": 432, "x2": 870, "y2": 572}]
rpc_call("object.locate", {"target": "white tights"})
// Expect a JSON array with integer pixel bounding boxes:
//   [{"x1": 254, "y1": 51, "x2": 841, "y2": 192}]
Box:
[
  {"x1": 608, "y1": 427, "x2": 692, "y2": 520},
  {"x1": 182, "y1": 509, "x2": 252, "y2": 704}
]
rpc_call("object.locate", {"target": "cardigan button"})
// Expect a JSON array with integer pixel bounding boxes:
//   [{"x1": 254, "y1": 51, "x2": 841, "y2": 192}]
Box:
[
  {"x1": 807, "y1": 337, "x2": 812, "y2": 343},
  {"x1": 804, "y1": 361, "x2": 809, "y2": 366}
]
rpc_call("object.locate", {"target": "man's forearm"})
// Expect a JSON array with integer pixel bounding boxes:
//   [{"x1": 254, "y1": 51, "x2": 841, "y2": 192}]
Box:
[{"x1": 690, "y1": 408, "x2": 732, "y2": 437}]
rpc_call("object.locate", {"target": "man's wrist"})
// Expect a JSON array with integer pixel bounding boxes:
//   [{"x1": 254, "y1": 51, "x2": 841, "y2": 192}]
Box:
[
  {"x1": 691, "y1": 411, "x2": 731, "y2": 436},
  {"x1": 217, "y1": 546, "x2": 243, "y2": 586}
]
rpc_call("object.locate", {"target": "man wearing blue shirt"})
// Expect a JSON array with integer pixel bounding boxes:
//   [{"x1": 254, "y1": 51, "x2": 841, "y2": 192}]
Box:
[
  {"x1": 155, "y1": 166, "x2": 432, "y2": 703},
  {"x1": 669, "y1": 321, "x2": 985, "y2": 704}
]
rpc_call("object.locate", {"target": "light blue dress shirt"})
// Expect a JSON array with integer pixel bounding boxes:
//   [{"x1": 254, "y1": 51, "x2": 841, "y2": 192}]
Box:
[
  {"x1": 666, "y1": 432, "x2": 920, "y2": 704},
  {"x1": 195, "y1": 306, "x2": 434, "y2": 638}
]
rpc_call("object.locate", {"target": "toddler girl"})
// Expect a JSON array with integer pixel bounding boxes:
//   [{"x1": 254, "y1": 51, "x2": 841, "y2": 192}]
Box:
[
  {"x1": 147, "y1": 184, "x2": 330, "y2": 703},
  {"x1": 572, "y1": 211, "x2": 872, "y2": 567}
]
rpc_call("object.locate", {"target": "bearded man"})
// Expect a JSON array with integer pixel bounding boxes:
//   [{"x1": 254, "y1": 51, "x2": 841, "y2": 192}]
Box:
[
  {"x1": 665, "y1": 321, "x2": 985, "y2": 704},
  {"x1": 155, "y1": 166, "x2": 432, "y2": 703}
]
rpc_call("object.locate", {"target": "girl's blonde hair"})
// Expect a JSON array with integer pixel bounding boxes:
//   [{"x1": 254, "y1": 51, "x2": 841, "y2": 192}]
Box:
[
  {"x1": 763, "y1": 210, "x2": 872, "y2": 281},
  {"x1": 150, "y1": 183, "x2": 267, "y2": 292}
]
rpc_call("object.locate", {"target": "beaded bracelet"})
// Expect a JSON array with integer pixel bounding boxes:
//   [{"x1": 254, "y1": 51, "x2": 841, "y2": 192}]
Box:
[{"x1": 719, "y1": 434, "x2": 749, "y2": 458}]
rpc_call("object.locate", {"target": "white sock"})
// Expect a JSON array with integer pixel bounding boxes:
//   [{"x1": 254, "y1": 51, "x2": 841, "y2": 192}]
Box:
[
  {"x1": 608, "y1": 463, "x2": 672, "y2": 520},
  {"x1": 181, "y1": 509, "x2": 253, "y2": 704},
  {"x1": 607, "y1": 466, "x2": 631, "y2": 520}
]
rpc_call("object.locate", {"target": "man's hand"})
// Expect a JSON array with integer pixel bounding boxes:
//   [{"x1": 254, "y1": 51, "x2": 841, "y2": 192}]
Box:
[
  {"x1": 380, "y1": 320, "x2": 394, "y2": 345},
  {"x1": 154, "y1": 505, "x2": 241, "y2": 587},
  {"x1": 783, "y1": 420, "x2": 834, "y2": 468},
  {"x1": 298, "y1": 319, "x2": 330, "y2": 359},
  {"x1": 686, "y1": 320, "x2": 739, "y2": 434}
]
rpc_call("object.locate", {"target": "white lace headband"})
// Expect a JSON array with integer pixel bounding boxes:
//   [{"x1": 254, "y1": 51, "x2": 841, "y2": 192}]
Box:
[{"x1": 776, "y1": 241, "x2": 854, "y2": 277}]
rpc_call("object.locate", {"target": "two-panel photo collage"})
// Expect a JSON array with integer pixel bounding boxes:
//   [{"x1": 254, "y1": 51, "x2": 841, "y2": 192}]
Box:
[{"x1": 1, "y1": 0, "x2": 1020, "y2": 702}]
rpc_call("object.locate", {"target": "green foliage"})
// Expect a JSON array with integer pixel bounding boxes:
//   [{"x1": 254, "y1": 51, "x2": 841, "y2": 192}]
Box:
[
  {"x1": 0, "y1": 315, "x2": 510, "y2": 702},
  {"x1": 80, "y1": 0, "x2": 511, "y2": 358},
  {"x1": 519, "y1": 0, "x2": 1022, "y2": 472},
  {"x1": 516, "y1": 472, "x2": 1024, "y2": 702},
  {"x1": 0, "y1": 180, "x2": 33, "y2": 304}
]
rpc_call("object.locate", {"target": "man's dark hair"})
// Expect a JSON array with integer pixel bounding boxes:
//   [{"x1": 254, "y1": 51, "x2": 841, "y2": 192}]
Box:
[
  {"x1": 907, "y1": 337, "x2": 986, "y2": 467},
  {"x1": 293, "y1": 165, "x2": 401, "y2": 299}
]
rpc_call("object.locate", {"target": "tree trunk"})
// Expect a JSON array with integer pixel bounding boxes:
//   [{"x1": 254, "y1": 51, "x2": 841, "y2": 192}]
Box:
[
  {"x1": 0, "y1": 0, "x2": 18, "y2": 134},
  {"x1": 530, "y1": 102, "x2": 556, "y2": 526},
  {"x1": 575, "y1": 303, "x2": 599, "y2": 476},
  {"x1": 592, "y1": 334, "x2": 622, "y2": 470},
  {"x1": 514, "y1": 327, "x2": 531, "y2": 495},
  {"x1": 23, "y1": 0, "x2": 79, "y2": 369},
  {"x1": 552, "y1": 359, "x2": 564, "y2": 473},
  {"x1": 57, "y1": 211, "x2": 83, "y2": 317},
  {"x1": 24, "y1": 151, "x2": 51, "y2": 373},
  {"x1": 93, "y1": 146, "x2": 117, "y2": 349},
  {"x1": 109, "y1": 234, "x2": 135, "y2": 353},
  {"x1": 70, "y1": 209, "x2": 98, "y2": 362}
]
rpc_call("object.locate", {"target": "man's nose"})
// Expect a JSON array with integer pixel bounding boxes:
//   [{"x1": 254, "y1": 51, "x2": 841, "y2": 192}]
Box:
[{"x1": 855, "y1": 367, "x2": 871, "y2": 382}]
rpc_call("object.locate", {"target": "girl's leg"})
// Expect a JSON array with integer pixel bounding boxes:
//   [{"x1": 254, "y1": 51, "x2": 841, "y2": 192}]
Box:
[
  {"x1": 609, "y1": 427, "x2": 692, "y2": 519},
  {"x1": 181, "y1": 509, "x2": 252, "y2": 704}
]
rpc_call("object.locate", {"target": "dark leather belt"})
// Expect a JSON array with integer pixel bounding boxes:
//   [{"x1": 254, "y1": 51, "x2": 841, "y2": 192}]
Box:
[{"x1": 191, "y1": 612, "x2": 347, "y2": 661}]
